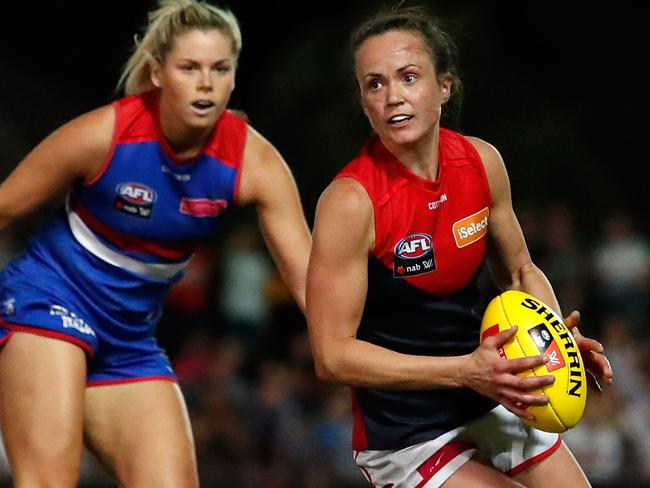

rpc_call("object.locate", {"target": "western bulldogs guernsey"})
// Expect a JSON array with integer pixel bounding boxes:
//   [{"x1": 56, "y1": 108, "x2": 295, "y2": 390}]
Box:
[
  {"x1": 0, "y1": 91, "x2": 246, "y2": 383},
  {"x1": 337, "y1": 128, "x2": 497, "y2": 451}
]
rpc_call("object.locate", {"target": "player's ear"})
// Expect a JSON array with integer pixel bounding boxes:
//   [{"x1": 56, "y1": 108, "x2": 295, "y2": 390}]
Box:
[
  {"x1": 150, "y1": 61, "x2": 162, "y2": 88},
  {"x1": 439, "y1": 75, "x2": 453, "y2": 104}
]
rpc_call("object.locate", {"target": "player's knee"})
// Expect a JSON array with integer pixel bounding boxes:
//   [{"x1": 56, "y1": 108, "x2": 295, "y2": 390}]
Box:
[
  {"x1": 10, "y1": 435, "x2": 83, "y2": 488},
  {"x1": 12, "y1": 454, "x2": 82, "y2": 488}
]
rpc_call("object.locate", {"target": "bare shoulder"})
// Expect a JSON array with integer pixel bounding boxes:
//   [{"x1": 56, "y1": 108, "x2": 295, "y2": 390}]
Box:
[
  {"x1": 318, "y1": 177, "x2": 372, "y2": 216},
  {"x1": 238, "y1": 125, "x2": 293, "y2": 204},
  {"x1": 465, "y1": 135, "x2": 510, "y2": 193},
  {"x1": 20, "y1": 104, "x2": 116, "y2": 182},
  {"x1": 465, "y1": 136, "x2": 504, "y2": 170},
  {"x1": 243, "y1": 125, "x2": 282, "y2": 166},
  {"x1": 314, "y1": 177, "x2": 374, "y2": 251},
  {"x1": 45, "y1": 104, "x2": 115, "y2": 162},
  {"x1": 53, "y1": 104, "x2": 115, "y2": 142}
]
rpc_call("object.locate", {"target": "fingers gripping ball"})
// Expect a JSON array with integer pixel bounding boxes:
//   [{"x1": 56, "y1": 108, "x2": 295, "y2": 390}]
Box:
[{"x1": 480, "y1": 290, "x2": 587, "y2": 433}]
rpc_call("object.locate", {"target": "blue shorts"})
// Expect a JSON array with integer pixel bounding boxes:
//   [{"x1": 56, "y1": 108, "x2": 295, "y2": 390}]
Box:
[{"x1": 0, "y1": 217, "x2": 178, "y2": 386}]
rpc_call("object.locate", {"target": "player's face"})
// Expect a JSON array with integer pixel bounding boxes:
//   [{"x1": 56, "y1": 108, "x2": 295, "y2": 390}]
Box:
[
  {"x1": 151, "y1": 28, "x2": 236, "y2": 132},
  {"x1": 355, "y1": 30, "x2": 451, "y2": 150}
]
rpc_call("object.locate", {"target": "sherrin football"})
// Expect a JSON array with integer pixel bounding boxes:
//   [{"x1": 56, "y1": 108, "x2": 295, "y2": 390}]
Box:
[{"x1": 480, "y1": 290, "x2": 587, "y2": 433}]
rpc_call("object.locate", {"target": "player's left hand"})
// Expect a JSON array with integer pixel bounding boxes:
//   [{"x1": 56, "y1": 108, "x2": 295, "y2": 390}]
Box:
[{"x1": 564, "y1": 310, "x2": 613, "y2": 392}]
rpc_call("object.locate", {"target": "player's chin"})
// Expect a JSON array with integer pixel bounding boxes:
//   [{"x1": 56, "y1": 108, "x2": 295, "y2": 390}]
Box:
[
  {"x1": 383, "y1": 130, "x2": 417, "y2": 147},
  {"x1": 386, "y1": 124, "x2": 425, "y2": 145},
  {"x1": 186, "y1": 113, "x2": 219, "y2": 130}
]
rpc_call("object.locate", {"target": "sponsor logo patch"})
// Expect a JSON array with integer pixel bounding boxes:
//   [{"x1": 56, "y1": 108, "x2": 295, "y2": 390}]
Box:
[
  {"x1": 179, "y1": 198, "x2": 228, "y2": 217},
  {"x1": 393, "y1": 233, "x2": 436, "y2": 278},
  {"x1": 452, "y1": 207, "x2": 489, "y2": 248},
  {"x1": 114, "y1": 182, "x2": 156, "y2": 219},
  {"x1": 427, "y1": 193, "x2": 448, "y2": 210},
  {"x1": 50, "y1": 304, "x2": 96, "y2": 337},
  {"x1": 528, "y1": 323, "x2": 566, "y2": 372},
  {"x1": 161, "y1": 165, "x2": 191, "y2": 182},
  {"x1": 2, "y1": 298, "x2": 15, "y2": 315}
]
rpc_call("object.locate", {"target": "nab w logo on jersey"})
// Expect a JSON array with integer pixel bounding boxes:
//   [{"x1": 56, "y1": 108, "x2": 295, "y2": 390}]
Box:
[
  {"x1": 114, "y1": 182, "x2": 156, "y2": 219},
  {"x1": 393, "y1": 233, "x2": 436, "y2": 278}
]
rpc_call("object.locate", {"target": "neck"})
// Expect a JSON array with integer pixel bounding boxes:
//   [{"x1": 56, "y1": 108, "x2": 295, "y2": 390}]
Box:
[
  {"x1": 384, "y1": 126, "x2": 441, "y2": 181},
  {"x1": 158, "y1": 100, "x2": 213, "y2": 159}
]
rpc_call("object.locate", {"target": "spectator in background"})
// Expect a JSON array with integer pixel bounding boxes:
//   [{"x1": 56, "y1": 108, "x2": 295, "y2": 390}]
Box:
[
  {"x1": 622, "y1": 350, "x2": 650, "y2": 480},
  {"x1": 563, "y1": 392, "x2": 627, "y2": 485},
  {"x1": 590, "y1": 213, "x2": 650, "y2": 334},
  {"x1": 599, "y1": 315, "x2": 644, "y2": 404},
  {"x1": 219, "y1": 223, "x2": 274, "y2": 361},
  {"x1": 159, "y1": 244, "x2": 219, "y2": 357},
  {"x1": 308, "y1": 386, "x2": 364, "y2": 487},
  {"x1": 539, "y1": 204, "x2": 586, "y2": 314},
  {"x1": 244, "y1": 360, "x2": 307, "y2": 488}
]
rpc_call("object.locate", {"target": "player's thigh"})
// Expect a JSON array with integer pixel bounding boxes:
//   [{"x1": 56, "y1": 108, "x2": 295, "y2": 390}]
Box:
[
  {"x1": 0, "y1": 332, "x2": 87, "y2": 478},
  {"x1": 512, "y1": 440, "x2": 590, "y2": 488},
  {"x1": 443, "y1": 459, "x2": 526, "y2": 488},
  {"x1": 84, "y1": 379, "x2": 198, "y2": 488}
]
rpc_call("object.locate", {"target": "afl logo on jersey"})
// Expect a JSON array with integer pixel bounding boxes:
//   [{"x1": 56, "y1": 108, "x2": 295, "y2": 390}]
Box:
[
  {"x1": 393, "y1": 233, "x2": 436, "y2": 278},
  {"x1": 114, "y1": 182, "x2": 156, "y2": 219}
]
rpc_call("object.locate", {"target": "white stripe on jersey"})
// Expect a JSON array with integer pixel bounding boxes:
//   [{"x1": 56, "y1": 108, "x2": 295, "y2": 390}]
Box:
[{"x1": 67, "y1": 206, "x2": 190, "y2": 281}]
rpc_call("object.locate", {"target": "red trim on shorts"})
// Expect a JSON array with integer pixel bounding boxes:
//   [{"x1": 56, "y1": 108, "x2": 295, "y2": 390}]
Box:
[
  {"x1": 0, "y1": 329, "x2": 14, "y2": 345},
  {"x1": 353, "y1": 451, "x2": 378, "y2": 487},
  {"x1": 507, "y1": 434, "x2": 562, "y2": 477},
  {"x1": 87, "y1": 376, "x2": 177, "y2": 387},
  {"x1": 0, "y1": 321, "x2": 94, "y2": 356},
  {"x1": 415, "y1": 440, "x2": 476, "y2": 488}
]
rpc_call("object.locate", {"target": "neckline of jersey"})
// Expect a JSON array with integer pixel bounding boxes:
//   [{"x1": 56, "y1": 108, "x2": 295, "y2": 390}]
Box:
[
  {"x1": 374, "y1": 138, "x2": 444, "y2": 193},
  {"x1": 146, "y1": 90, "x2": 219, "y2": 166}
]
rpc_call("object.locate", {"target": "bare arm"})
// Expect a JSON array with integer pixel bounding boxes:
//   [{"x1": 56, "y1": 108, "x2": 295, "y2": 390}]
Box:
[
  {"x1": 468, "y1": 137, "x2": 559, "y2": 308},
  {"x1": 238, "y1": 126, "x2": 311, "y2": 313},
  {"x1": 469, "y1": 136, "x2": 612, "y2": 388},
  {"x1": 306, "y1": 177, "x2": 552, "y2": 414},
  {"x1": 0, "y1": 105, "x2": 115, "y2": 230}
]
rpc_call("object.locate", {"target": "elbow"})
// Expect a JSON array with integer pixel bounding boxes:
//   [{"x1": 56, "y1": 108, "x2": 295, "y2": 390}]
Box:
[
  {"x1": 313, "y1": 361, "x2": 336, "y2": 383},
  {"x1": 499, "y1": 260, "x2": 538, "y2": 290},
  {"x1": 509, "y1": 261, "x2": 542, "y2": 289},
  {"x1": 312, "y1": 351, "x2": 346, "y2": 384}
]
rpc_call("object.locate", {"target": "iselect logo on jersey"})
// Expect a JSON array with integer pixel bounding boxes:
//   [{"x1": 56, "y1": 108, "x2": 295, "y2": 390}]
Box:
[
  {"x1": 114, "y1": 183, "x2": 156, "y2": 219},
  {"x1": 393, "y1": 233, "x2": 436, "y2": 278},
  {"x1": 452, "y1": 207, "x2": 489, "y2": 248}
]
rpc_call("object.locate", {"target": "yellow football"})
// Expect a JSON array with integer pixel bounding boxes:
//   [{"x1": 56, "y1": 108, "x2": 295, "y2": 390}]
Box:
[{"x1": 480, "y1": 290, "x2": 587, "y2": 433}]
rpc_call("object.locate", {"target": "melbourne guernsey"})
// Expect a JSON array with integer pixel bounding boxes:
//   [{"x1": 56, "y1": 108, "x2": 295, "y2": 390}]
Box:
[{"x1": 336, "y1": 128, "x2": 497, "y2": 450}]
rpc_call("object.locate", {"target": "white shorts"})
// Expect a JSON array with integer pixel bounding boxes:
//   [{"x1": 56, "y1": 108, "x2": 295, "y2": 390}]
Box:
[{"x1": 354, "y1": 405, "x2": 561, "y2": 488}]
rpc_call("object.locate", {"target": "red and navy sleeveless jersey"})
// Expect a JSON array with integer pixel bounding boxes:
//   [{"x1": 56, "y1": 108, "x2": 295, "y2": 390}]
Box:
[
  {"x1": 68, "y1": 91, "x2": 247, "y2": 280},
  {"x1": 337, "y1": 128, "x2": 497, "y2": 451}
]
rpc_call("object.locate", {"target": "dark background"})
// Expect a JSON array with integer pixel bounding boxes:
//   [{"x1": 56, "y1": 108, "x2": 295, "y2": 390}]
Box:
[
  {"x1": 0, "y1": 1, "x2": 646, "y2": 238},
  {"x1": 0, "y1": 3, "x2": 647, "y2": 486}
]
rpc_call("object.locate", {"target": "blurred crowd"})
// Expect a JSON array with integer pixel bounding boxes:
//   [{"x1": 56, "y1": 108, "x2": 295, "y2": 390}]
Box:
[{"x1": 0, "y1": 204, "x2": 648, "y2": 488}]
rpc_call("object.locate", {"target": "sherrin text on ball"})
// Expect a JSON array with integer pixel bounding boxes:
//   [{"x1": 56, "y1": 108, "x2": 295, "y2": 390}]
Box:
[{"x1": 480, "y1": 290, "x2": 587, "y2": 433}]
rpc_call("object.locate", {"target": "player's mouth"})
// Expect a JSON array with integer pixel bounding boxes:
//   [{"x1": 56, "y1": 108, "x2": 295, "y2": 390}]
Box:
[
  {"x1": 388, "y1": 114, "x2": 413, "y2": 126},
  {"x1": 191, "y1": 100, "x2": 216, "y2": 115}
]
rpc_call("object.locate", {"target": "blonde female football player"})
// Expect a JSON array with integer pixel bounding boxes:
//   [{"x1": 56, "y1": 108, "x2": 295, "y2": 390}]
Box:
[{"x1": 0, "y1": 1, "x2": 310, "y2": 486}]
